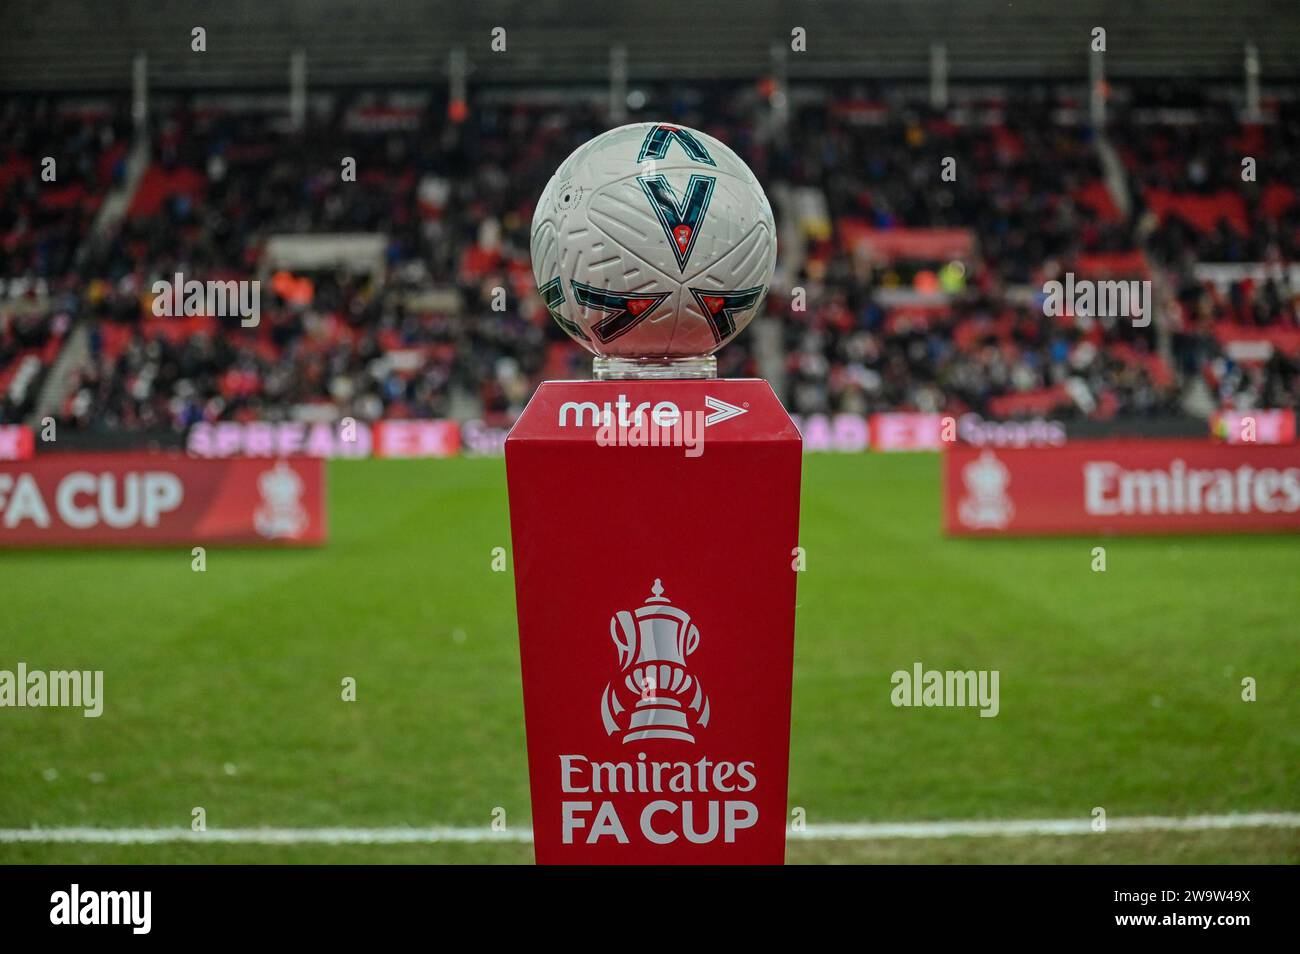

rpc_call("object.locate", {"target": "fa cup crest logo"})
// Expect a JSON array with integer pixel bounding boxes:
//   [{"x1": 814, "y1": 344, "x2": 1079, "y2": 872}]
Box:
[
  {"x1": 254, "y1": 460, "x2": 308, "y2": 539},
  {"x1": 600, "y1": 579, "x2": 711, "y2": 743},
  {"x1": 959, "y1": 450, "x2": 1014, "y2": 530}
]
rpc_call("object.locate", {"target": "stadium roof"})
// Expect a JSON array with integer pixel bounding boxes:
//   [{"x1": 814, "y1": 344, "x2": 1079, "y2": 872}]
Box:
[{"x1": 2, "y1": 0, "x2": 1299, "y2": 90}]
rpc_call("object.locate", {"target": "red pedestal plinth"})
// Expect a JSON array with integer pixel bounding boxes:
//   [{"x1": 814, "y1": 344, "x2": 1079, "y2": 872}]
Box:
[{"x1": 506, "y1": 379, "x2": 802, "y2": 864}]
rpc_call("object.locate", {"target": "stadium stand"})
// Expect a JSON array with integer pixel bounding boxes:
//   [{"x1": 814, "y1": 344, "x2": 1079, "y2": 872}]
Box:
[{"x1": 1, "y1": 77, "x2": 1298, "y2": 435}]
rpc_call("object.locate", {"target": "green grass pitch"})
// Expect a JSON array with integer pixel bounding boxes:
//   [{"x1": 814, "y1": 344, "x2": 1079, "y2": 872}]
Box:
[{"x1": 1, "y1": 454, "x2": 1297, "y2": 863}]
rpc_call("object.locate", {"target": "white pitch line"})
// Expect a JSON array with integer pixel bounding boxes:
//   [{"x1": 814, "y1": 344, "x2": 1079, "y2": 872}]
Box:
[
  {"x1": 0, "y1": 827, "x2": 533, "y2": 845},
  {"x1": 792, "y1": 812, "x2": 1300, "y2": 840},
  {"x1": 2, "y1": 813, "x2": 1297, "y2": 845}
]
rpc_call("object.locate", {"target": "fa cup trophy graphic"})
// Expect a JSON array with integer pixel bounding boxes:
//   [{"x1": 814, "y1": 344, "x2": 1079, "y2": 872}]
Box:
[{"x1": 601, "y1": 579, "x2": 710, "y2": 743}]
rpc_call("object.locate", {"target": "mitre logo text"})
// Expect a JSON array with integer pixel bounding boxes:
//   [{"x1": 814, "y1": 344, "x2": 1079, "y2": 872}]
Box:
[
  {"x1": 559, "y1": 394, "x2": 683, "y2": 429},
  {"x1": 1085, "y1": 460, "x2": 1300, "y2": 515},
  {"x1": 559, "y1": 753, "x2": 759, "y2": 845},
  {"x1": 557, "y1": 393, "x2": 747, "y2": 457}
]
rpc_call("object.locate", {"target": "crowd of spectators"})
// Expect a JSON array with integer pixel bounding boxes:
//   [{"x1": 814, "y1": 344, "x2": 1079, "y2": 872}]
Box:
[
  {"x1": 0, "y1": 97, "x2": 132, "y2": 422},
  {"x1": 1, "y1": 81, "x2": 1297, "y2": 433}
]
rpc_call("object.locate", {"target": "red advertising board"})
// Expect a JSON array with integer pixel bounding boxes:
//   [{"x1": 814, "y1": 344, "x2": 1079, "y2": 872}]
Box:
[
  {"x1": 838, "y1": 222, "x2": 976, "y2": 261},
  {"x1": 0, "y1": 425, "x2": 35, "y2": 461},
  {"x1": 372, "y1": 420, "x2": 461, "y2": 458},
  {"x1": 872, "y1": 412, "x2": 946, "y2": 451},
  {"x1": 0, "y1": 453, "x2": 325, "y2": 546},
  {"x1": 1211, "y1": 409, "x2": 1297, "y2": 445},
  {"x1": 869, "y1": 412, "x2": 1065, "y2": 451},
  {"x1": 945, "y1": 440, "x2": 1300, "y2": 535},
  {"x1": 506, "y1": 380, "x2": 801, "y2": 864},
  {"x1": 187, "y1": 421, "x2": 371, "y2": 458}
]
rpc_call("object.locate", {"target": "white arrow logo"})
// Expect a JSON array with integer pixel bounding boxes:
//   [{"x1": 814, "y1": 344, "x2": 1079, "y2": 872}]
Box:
[{"x1": 704, "y1": 395, "x2": 747, "y2": 427}]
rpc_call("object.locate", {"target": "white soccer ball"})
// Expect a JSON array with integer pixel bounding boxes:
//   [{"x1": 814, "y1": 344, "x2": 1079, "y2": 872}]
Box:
[{"x1": 530, "y1": 122, "x2": 776, "y2": 364}]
